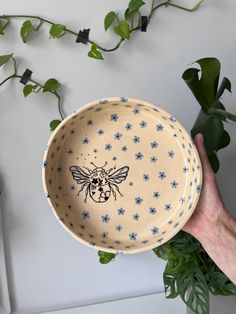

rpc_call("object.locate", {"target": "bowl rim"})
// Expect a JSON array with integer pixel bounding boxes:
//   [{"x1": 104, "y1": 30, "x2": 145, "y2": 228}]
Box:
[{"x1": 42, "y1": 96, "x2": 203, "y2": 254}]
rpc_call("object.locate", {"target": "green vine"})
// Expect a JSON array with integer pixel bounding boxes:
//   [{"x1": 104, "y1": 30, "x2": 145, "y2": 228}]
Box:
[
  {"x1": 0, "y1": 53, "x2": 64, "y2": 130},
  {"x1": 0, "y1": 0, "x2": 204, "y2": 60}
]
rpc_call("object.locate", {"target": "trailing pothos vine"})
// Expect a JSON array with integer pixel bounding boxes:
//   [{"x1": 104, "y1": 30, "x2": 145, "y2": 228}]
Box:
[{"x1": 98, "y1": 57, "x2": 236, "y2": 314}]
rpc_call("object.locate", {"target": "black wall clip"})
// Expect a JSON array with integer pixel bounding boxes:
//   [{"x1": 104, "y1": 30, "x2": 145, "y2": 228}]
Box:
[
  {"x1": 76, "y1": 28, "x2": 90, "y2": 44},
  {"x1": 140, "y1": 16, "x2": 148, "y2": 32},
  {"x1": 20, "y1": 68, "x2": 33, "y2": 85}
]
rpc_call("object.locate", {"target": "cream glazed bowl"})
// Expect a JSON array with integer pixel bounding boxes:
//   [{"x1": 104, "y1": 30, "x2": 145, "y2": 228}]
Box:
[{"x1": 42, "y1": 97, "x2": 202, "y2": 254}]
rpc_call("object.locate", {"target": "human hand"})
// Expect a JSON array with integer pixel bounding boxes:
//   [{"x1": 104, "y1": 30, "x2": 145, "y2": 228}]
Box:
[{"x1": 183, "y1": 133, "x2": 236, "y2": 285}]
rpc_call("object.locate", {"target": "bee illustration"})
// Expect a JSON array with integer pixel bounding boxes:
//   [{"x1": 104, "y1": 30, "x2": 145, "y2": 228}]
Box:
[{"x1": 69, "y1": 161, "x2": 129, "y2": 203}]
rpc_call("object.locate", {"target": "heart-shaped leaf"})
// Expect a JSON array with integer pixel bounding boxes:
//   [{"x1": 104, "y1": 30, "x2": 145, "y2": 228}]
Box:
[
  {"x1": 98, "y1": 251, "x2": 116, "y2": 264},
  {"x1": 216, "y1": 130, "x2": 230, "y2": 151},
  {"x1": 104, "y1": 11, "x2": 118, "y2": 31},
  {"x1": 50, "y1": 119, "x2": 61, "y2": 131},
  {"x1": 88, "y1": 43, "x2": 104, "y2": 60},
  {"x1": 0, "y1": 53, "x2": 13, "y2": 67},
  {"x1": 182, "y1": 58, "x2": 221, "y2": 111},
  {"x1": 49, "y1": 24, "x2": 66, "y2": 38},
  {"x1": 114, "y1": 20, "x2": 130, "y2": 39},
  {"x1": 43, "y1": 78, "x2": 61, "y2": 92},
  {"x1": 125, "y1": 0, "x2": 145, "y2": 19},
  {"x1": 23, "y1": 84, "x2": 38, "y2": 97},
  {"x1": 20, "y1": 20, "x2": 35, "y2": 43}
]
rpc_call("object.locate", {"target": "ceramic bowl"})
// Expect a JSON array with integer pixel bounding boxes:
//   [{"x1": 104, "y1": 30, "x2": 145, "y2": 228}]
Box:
[{"x1": 42, "y1": 97, "x2": 202, "y2": 254}]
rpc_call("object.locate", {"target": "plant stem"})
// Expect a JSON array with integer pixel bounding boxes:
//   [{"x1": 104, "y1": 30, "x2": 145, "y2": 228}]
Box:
[
  {"x1": 196, "y1": 252, "x2": 208, "y2": 274},
  {"x1": 1, "y1": 1, "x2": 203, "y2": 53},
  {"x1": 0, "y1": 74, "x2": 19, "y2": 86}
]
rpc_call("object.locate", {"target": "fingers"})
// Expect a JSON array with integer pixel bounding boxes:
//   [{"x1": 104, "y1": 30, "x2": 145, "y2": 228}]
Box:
[{"x1": 194, "y1": 133, "x2": 215, "y2": 180}]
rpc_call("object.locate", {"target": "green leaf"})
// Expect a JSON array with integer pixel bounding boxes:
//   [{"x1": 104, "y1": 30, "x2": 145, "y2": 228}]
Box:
[
  {"x1": 208, "y1": 152, "x2": 220, "y2": 173},
  {"x1": 0, "y1": 53, "x2": 13, "y2": 67},
  {"x1": 191, "y1": 109, "x2": 224, "y2": 156},
  {"x1": 164, "y1": 272, "x2": 179, "y2": 298},
  {"x1": 88, "y1": 43, "x2": 104, "y2": 60},
  {"x1": 0, "y1": 19, "x2": 5, "y2": 35},
  {"x1": 104, "y1": 11, "x2": 118, "y2": 31},
  {"x1": 50, "y1": 119, "x2": 61, "y2": 131},
  {"x1": 20, "y1": 20, "x2": 35, "y2": 43},
  {"x1": 43, "y1": 78, "x2": 61, "y2": 92},
  {"x1": 178, "y1": 260, "x2": 209, "y2": 314},
  {"x1": 216, "y1": 77, "x2": 231, "y2": 99},
  {"x1": 182, "y1": 57, "x2": 221, "y2": 110},
  {"x1": 114, "y1": 20, "x2": 131, "y2": 40},
  {"x1": 23, "y1": 84, "x2": 38, "y2": 97},
  {"x1": 125, "y1": 0, "x2": 145, "y2": 19},
  {"x1": 208, "y1": 108, "x2": 236, "y2": 122},
  {"x1": 98, "y1": 251, "x2": 116, "y2": 264},
  {"x1": 208, "y1": 271, "x2": 236, "y2": 296},
  {"x1": 49, "y1": 24, "x2": 66, "y2": 38},
  {"x1": 216, "y1": 130, "x2": 230, "y2": 151}
]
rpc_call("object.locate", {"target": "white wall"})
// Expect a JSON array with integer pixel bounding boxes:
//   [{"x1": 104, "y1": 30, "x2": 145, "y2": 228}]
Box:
[{"x1": 0, "y1": 0, "x2": 236, "y2": 313}]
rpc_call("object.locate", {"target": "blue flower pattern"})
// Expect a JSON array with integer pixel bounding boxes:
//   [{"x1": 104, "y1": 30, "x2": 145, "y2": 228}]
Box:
[{"x1": 44, "y1": 97, "x2": 202, "y2": 252}]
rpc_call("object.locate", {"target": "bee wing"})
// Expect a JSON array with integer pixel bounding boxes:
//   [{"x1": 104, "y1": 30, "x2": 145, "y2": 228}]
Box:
[
  {"x1": 108, "y1": 166, "x2": 129, "y2": 184},
  {"x1": 69, "y1": 166, "x2": 90, "y2": 184}
]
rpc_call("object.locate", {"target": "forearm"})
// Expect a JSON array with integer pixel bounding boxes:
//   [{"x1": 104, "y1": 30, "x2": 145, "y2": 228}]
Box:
[{"x1": 195, "y1": 210, "x2": 236, "y2": 285}]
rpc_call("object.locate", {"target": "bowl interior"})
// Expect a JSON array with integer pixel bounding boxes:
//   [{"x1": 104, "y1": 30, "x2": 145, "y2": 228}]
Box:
[{"x1": 43, "y1": 98, "x2": 202, "y2": 253}]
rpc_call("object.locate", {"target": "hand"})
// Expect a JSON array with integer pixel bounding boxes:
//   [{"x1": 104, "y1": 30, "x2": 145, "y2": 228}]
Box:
[{"x1": 183, "y1": 133, "x2": 236, "y2": 285}]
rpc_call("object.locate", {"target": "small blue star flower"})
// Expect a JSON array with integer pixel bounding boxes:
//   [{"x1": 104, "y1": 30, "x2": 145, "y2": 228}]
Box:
[
  {"x1": 81, "y1": 211, "x2": 90, "y2": 219},
  {"x1": 135, "y1": 196, "x2": 143, "y2": 205},
  {"x1": 183, "y1": 166, "x2": 189, "y2": 173},
  {"x1": 151, "y1": 227, "x2": 159, "y2": 235},
  {"x1": 143, "y1": 174, "x2": 149, "y2": 181},
  {"x1": 133, "y1": 135, "x2": 140, "y2": 143},
  {"x1": 188, "y1": 203, "x2": 193, "y2": 210},
  {"x1": 139, "y1": 120, "x2": 147, "y2": 128},
  {"x1": 135, "y1": 152, "x2": 144, "y2": 160},
  {"x1": 196, "y1": 184, "x2": 201, "y2": 193},
  {"x1": 105, "y1": 143, "x2": 112, "y2": 151},
  {"x1": 149, "y1": 207, "x2": 157, "y2": 214},
  {"x1": 82, "y1": 137, "x2": 89, "y2": 144},
  {"x1": 129, "y1": 232, "x2": 137, "y2": 240},
  {"x1": 133, "y1": 213, "x2": 140, "y2": 221},
  {"x1": 87, "y1": 119, "x2": 93, "y2": 126},
  {"x1": 168, "y1": 220, "x2": 173, "y2": 225},
  {"x1": 132, "y1": 108, "x2": 140, "y2": 114},
  {"x1": 165, "y1": 203, "x2": 172, "y2": 211},
  {"x1": 117, "y1": 207, "x2": 125, "y2": 215},
  {"x1": 150, "y1": 141, "x2": 158, "y2": 148},
  {"x1": 99, "y1": 99, "x2": 108, "y2": 104},
  {"x1": 156, "y1": 124, "x2": 164, "y2": 131},
  {"x1": 153, "y1": 191, "x2": 160, "y2": 198},
  {"x1": 169, "y1": 116, "x2": 176, "y2": 122},
  {"x1": 101, "y1": 232, "x2": 108, "y2": 238},
  {"x1": 150, "y1": 156, "x2": 157, "y2": 162},
  {"x1": 121, "y1": 145, "x2": 128, "y2": 152},
  {"x1": 168, "y1": 150, "x2": 175, "y2": 158},
  {"x1": 101, "y1": 214, "x2": 110, "y2": 223},
  {"x1": 97, "y1": 128, "x2": 104, "y2": 135},
  {"x1": 116, "y1": 224, "x2": 123, "y2": 231},
  {"x1": 125, "y1": 122, "x2": 132, "y2": 130},
  {"x1": 120, "y1": 97, "x2": 128, "y2": 102},
  {"x1": 171, "y1": 180, "x2": 178, "y2": 188},
  {"x1": 112, "y1": 156, "x2": 117, "y2": 161},
  {"x1": 111, "y1": 113, "x2": 118, "y2": 121},
  {"x1": 114, "y1": 132, "x2": 122, "y2": 140},
  {"x1": 159, "y1": 171, "x2": 166, "y2": 180},
  {"x1": 141, "y1": 240, "x2": 149, "y2": 244}
]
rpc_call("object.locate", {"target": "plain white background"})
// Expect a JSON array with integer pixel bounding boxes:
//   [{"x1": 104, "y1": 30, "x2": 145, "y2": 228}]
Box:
[{"x1": 0, "y1": 0, "x2": 236, "y2": 313}]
